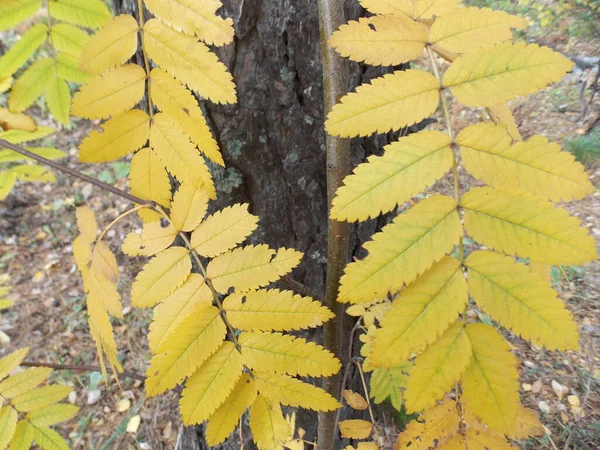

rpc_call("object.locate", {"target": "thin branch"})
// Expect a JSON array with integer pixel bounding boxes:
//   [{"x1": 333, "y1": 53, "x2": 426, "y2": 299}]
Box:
[
  {"x1": 0, "y1": 139, "x2": 151, "y2": 206},
  {"x1": 21, "y1": 361, "x2": 146, "y2": 382},
  {"x1": 279, "y1": 275, "x2": 321, "y2": 300}
]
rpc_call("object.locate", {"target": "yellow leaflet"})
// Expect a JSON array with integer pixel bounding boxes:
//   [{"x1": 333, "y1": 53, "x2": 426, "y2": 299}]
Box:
[
  {"x1": 444, "y1": 42, "x2": 574, "y2": 107},
  {"x1": 32, "y1": 426, "x2": 69, "y2": 450},
  {"x1": 331, "y1": 130, "x2": 452, "y2": 221},
  {"x1": 530, "y1": 261, "x2": 552, "y2": 283},
  {"x1": 79, "y1": 109, "x2": 150, "y2": 163},
  {"x1": 10, "y1": 164, "x2": 54, "y2": 182},
  {"x1": 0, "y1": 406, "x2": 17, "y2": 449},
  {"x1": 0, "y1": 147, "x2": 64, "y2": 163},
  {"x1": 148, "y1": 273, "x2": 212, "y2": 352},
  {"x1": 0, "y1": 0, "x2": 41, "y2": 31},
  {"x1": 145, "y1": 306, "x2": 225, "y2": 396},
  {"x1": 55, "y1": 52, "x2": 92, "y2": 84},
  {"x1": 223, "y1": 288, "x2": 334, "y2": 331},
  {"x1": 131, "y1": 246, "x2": 191, "y2": 308},
  {"x1": 330, "y1": 14, "x2": 427, "y2": 66},
  {"x1": 191, "y1": 204, "x2": 259, "y2": 257},
  {"x1": 207, "y1": 245, "x2": 302, "y2": 294},
  {"x1": 50, "y1": 23, "x2": 90, "y2": 57},
  {"x1": 8, "y1": 58, "x2": 53, "y2": 112},
  {"x1": 249, "y1": 395, "x2": 292, "y2": 450},
  {"x1": 466, "y1": 250, "x2": 579, "y2": 351},
  {"x1": 90, "y1": 241, "x2": 119, "y2": 283},
  {"x1": 370, "y1": 257, "x2": 467, "y2": 368},
  {"x1": 143, "y1": 0, "x2": 234, "y2": 47},
  {"x1": 338, "y1": 195, "x2": 461, "y2": 304},
  {"x1": 143, "y1": 19, "x2": 236, "y2": 104},
  {"x1": 326, "y1": 70, "x2": 439, "y2": 138},
  {"x1": 79, "y1": 14, "x2": 139, "y2": 75},
  {"x1": 27, "y1": 404, "x2": 79, "y2": 427},
  {"x1": 404, "y1": 322, "x2": 472, "y2": 413},
  {"x1": 0, "y1": 172, "x2": 18, "y2": 200},
  {"x1": 11, "y1": 385, "x2": 72, "y2": 413},
  {"x1": 206, "y1": 373, "x2": 257, "y2": 446},
  {"x1": 0, "y1": 347, "x2": 29, "y2": 380},
  {"x1": 76, "y1": 205, "x2": 97, "y2": 243},
  {"x1": 0, "y1": 23, "x2": 48, "y2": 78},
  {"x1": 122, "y1": 221, "x2": 177, "y2": 257},
  {"x1": 370, "y1": 364, "x2": 411, "y2": 411},
  {"x1": 339, "y1": 419, "x2": 372, "y2": 439},
  {"x1": 48, "y1": 0, "x2": 111, "y2": 30},
  {"x1": 396, "y1": 398, "x2": 459, "y2": 450},
  {"x1": 0, "y1": 126, "x2": 54, "y2": 144},
  {"x1": 9, "y1": 420, "x2": 34, "y2": 450},
  {"x1": 457, "y1": 123, "x2": 593, "y2": 201},
  {"x1": 0, "y1": 367, "x2": 51, "y2": 398},
  {"x1": 170, "y1": 181, "x2": 210, "y2": 232},
  {"x1": 150, "y1": 68, "x2": 222, "y2": 165},
  {"x1": 253, "y1": 371, "x2": 341, "y2": 411},
  {"x1": 0, "y1": 109, "x2": 36, "y2": 132},
  {"x1": 239, "y1": 332, "x2": 341, "y2": 377},
  {"x1": 129, "y1": 147, "x2": 172, "y2": 207},
  {"x1": 72, "y1": 64, "x2": 146, "y2": 119},
  {"x1": 86, "y1": 268, "x2": 123, "y2": 318},
  {"x1": 87, "y1": 298, "x2": 122, "y2": 376},
  {"x1": 180, "y1": 342, "x2": 244, "y2": 425},
  {"x1": 429, "y1": 7, "x2": 526, "y2": 54},
  {"x1": 150, "y1": 113, "x2": 214, "y2": 189},
  {"x1": 487, "y1": 103, "x2": 522, "y2": 140},
  {"x1": 462, "y1": 187, "x2": 597, "y2": 265},
  {"x1": 360, "y1": 0, "x2": 459, "y2": 18},
  {"x1": 462, "y1": 428, "x2": 517, "y2": 449},
  {"x1": 512, "y1": 406, "x2": 544, "y2": 439},
  {"x1": 0, "y1": 77, "x2": 12, "y2": 93},
  {"x1": 462, "y1": 324, "x2": 520, "y2": 436}
]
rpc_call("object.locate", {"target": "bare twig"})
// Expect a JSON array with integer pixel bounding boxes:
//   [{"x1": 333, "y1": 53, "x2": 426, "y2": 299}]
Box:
[
  {"x1": 279, "y1": 275, "x2": 321, "y2": 299},
  {"x1": 21, "y1": 361, "x2": 146, "y2": 383}
]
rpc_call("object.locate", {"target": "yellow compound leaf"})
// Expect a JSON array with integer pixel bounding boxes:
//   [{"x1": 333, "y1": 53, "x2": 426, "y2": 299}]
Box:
[
  {"x1": 72, "y1": 64, "x2": 146, "y2": 119},
  {"x1": 48, "y1": 0, "x2": 111, "y2": 29},
  {"x1": 395, "y1": 398, "x2": 460, "y2": 450},
  {"x1": 339, "y1": 419, "x2": 372, "y2": 439},
  {"x1": 466, "y1": 250, "x2": 579, "y2": 351},
  {"x1": 75, "y1": 205, "x2": 97, "y2": 243},
  {"x1": 338, "y1": 195, "x2": 461, "y2": 304},
  {"x1": 0, "y1": 367, "x2": 51, "y2": 398},
  {"x1": 487, "y1": 103, "x2": 521, "y2": 140},
  {"x1": 9, "y1": 58, "x2": 53, "y2": 112},
  {"x1": 370, "y1": 256, "x2": 467, "y2": 368},
  {"x1": 208, "y1": 245, "x2": 302, "y2": 294},
  {"x1": 0, "y1": 348, "x2": 29, "y2": 380},
  {"x1": 146, "y1": 305, "x2": 226, "y2": 396},
  {"x1": 0, "y1": 109, "x2": 36, "y2": 132},
  {"x1": 332, "y1": 130, "x2": 453, "y2": 221},
  {"x1": 190, "y1": 204, "x2": 259, "y2": 258},
  {"x1": 206, "y1": 373, "x2": 258, "y2": 446},
  {"x1": 0, "y1": 23, "x2": 48, "y2": 79},
  {"x1": 129, "y1": 147, "x2": 172, "y2": 208},
  {"x1": 8, "y1": 420, "x2": 34, "y2": 450},
  {"x1": 360, "y1": 0, "x2": 460, "y2": 18},
  {"x1": 170, "y1": 181, "x2": 209, "y2": 232},
  {"x1": 148, "y1": 273, "x2": 212, "y2": 352},
  {"x1": 55, "y1": 52, "x2": 92, "y2": 84},
  {"x1": 462, "y1": 187, "x2": 598, "y2": 265},
  {"x1": 342, "y1": 389, "x2": 368, "y2": 411},
  {"x1": 180, "y1": 342, "x2": 244, "y2": 425},
  {"x1": 143, "y1": 18, "x2": 236, "y2": 104},
  {"x1": 429, "y1": 7, "x2": 526, "y2": 54},
  {"x1": 131, "y1": 246, "x2": 191, "y2": 308},
  {"x1": 0, "y1": 406, "x2": 18, "y2": 449},
  {"x1": 150, "y1": 113, "x2": 213, "y2": 188},
  {"x1": 326, "y1": 70, "x2": 440, "y2": 138},
  {"x1": 250, "y1": 395, "x2": 292, "y2": 450},
  {"x1": 462, "y1": 324, "x2": 520, "y2": 436},
  {"x1": 143, "y1": 0, "x2": 234, "y2": 47},
  {"x1": 85, "y1": 268, "x2": 122, "y2": 318},
  {"x1": 79, "y1": 109, "x2": 150, "y2": 163},
  {"x1": 90, "y1": 241, "x2": 119, "y2": 283},
  {"x1": 79, "y1": 14, "x2": 140, "y2": 75},
  {"x1": 239, "y1": 331, "x2": 341, "y2": 377},
  {"x1": 457, "y1": 123, "x2": 594, "y2": 201},
  {"x1": 50, "y1": 23, "x2": 89, "y2": 57},
  {"x1": 88, "y1": 295, "x2": 122, "y2": 376},
  {"x1": 27, "y1": 404, "x2": 79, "y2": 427},
  {"x1": 32, "y1": 426, "x2": 70, "y2": 450},
  {"x1": 444, "y1": 42, "x2": 574, "y2": 107},
  {"x1": 404, "y1": 322, "x2": 472, "y2": 413},
  {"x1": 0, "y1": 0, "x2": 41, "y2": 32},
  {"x1": 11, "y1": 385, "x2": 72, "y2": 413},
  {"x1": 254, "y1": 371, "x2": 341, "y2": 411},
  {"x1": 150, "y1": 68, "x2": 222, "y2": 165},
  {"x1": 330, "y1": 14, "x2": 427, "y2": 66},
  {"x1": 223, "y1": 289, "x2": 334, "y2": 332},
  {"x1": 122, "y1": 221, "x2": 178, "y2": 257}
]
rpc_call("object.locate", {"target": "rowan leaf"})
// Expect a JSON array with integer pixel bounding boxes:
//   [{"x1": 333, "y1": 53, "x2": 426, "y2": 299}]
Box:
[
  {"x1": 338, "y1": 195, "x2": 461, "y2": 303},
  {"x1": 331, "y1": 130, "x2": 453, "y2": 221},
  {"x1": 8, "y1": 420, "x2": 34, "y2": 450},
  {"x1": 122, "y1": 221, "x2": 178, "y2": 257},
  {"x1": 72, "y1": 64, "x2": 146, "y2": 119},
  {"x1": 370, "y1": 256, "x2": 467, "y2": 368},
  {"x1": 487, "y1": 103, "x2": 522, "y2": 140},
  {"x1": 87, "y1": 294, "x2": 122, "y2": 376},
  {"x1": 190, "y1": 204, "x2": 259, "y2": 258},
  {"x1": 512, "y1": 406, "x2": 544, "y2": 439},
  {"x1": 0, "y1": 348, "x2": 29, "y2": 380},
  {"x1": 249, "y1": 394, "x2": 292, "y2": 450},
  {"x1": 0, "y1": 23, "x2": 48, "y2": 79},
  {"x1": 170, "y1": 181, "x2": 209, "y2": 232},
  {"x1": 0, "y1": 109, "x2": 36, "y2": 132},
  {"x1": 85, "y1": 268, "x2": 122, "y2": 318},
  {"x1": 0, "y1": 406, "x2": 18, "y2": 449},
  {"x1": 32, "y1": 425, "x2": 69, "y2": 450},
  {"x1": 465, "y1": 250, "x2": 579, "y2": 351},
  {"x1": 370, "y1": 364, "x2": 411, "y2": 411},
  {"x1": 444, "y1": 42, "x2": 574, "y2": 107},
  {"x1": 27, "y1": 404, "x2": 79, "y2": 427},
  {"x1": 359, "y1": 0, "x2": 460, "y2": 18},
  {"x1": 49, "y1": 23, "x2": 89, "y2": 57},
  {"x1": 90, "y1": 241, "x2": 119, "y2": 283},
  {"x1": 339, "y1": 419, "x2": 372, "y2": 439},
  {"x1": 342, "y1": 390, "x2": 369, "y2": 411},
  {"x1": 48, "y1": 0, "x2": 111, "y2": 29},
  {"x1": 129, "y1": 147, "x2": 172, "y2": 207},
  {"x1": 462, "y1": 187, "x2": 597, "y2": 265},
  {"x1": 0, "y1": 0, "x2": 41, "y2": 31},
  {"x1": 0, "y1": 126, "x2": 54, "y2": 144},
  {"x1": 462, "y1": 324, "x2": 520, "y2": 436},
  {"x1": 239, "y1": 331, "x2": 341, "y2": 377},
  {"x1": 11, "y1": 385, "x2": 72, "y2": 413},
  {"x1": 131, "y1": 246, "x2": 191, "y2": 308},
  {"x1": 79, "y1": 14, "x2": 140, "y2": 75},
  {"x1": 55, "y1": 52, "x2": 92, "y2": 84},
  {"x1": 75, "y1": 205, "x2": 97, "y2": 243},
  {"x1": 8, "y1": 58, "x2": 53, "y2": 112},
  {"x1": 0, "y1": 172, "x2": 18, "y2": 200},
  {"x1": 0, "y1": 367, "x2": 51, "y2": 398},
  {"x1": 326, "y1": 70, "x2": 440, "y2": 137}
]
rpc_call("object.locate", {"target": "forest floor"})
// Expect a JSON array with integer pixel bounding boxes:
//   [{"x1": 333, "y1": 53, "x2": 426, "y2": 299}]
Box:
[{"x1": 1, "y1": 26, "x2": 599, "y2": 450}]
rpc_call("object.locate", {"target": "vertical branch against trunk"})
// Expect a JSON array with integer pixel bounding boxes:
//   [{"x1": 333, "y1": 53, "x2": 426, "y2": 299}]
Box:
[{"x1": 317, "y1": 1, "x2": 352, "y2": 448}]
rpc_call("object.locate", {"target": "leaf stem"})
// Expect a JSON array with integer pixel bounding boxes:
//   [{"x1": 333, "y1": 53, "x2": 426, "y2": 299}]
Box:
[{"x1": 97, "y1": 204, "x2": 150, "y2": 242}]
